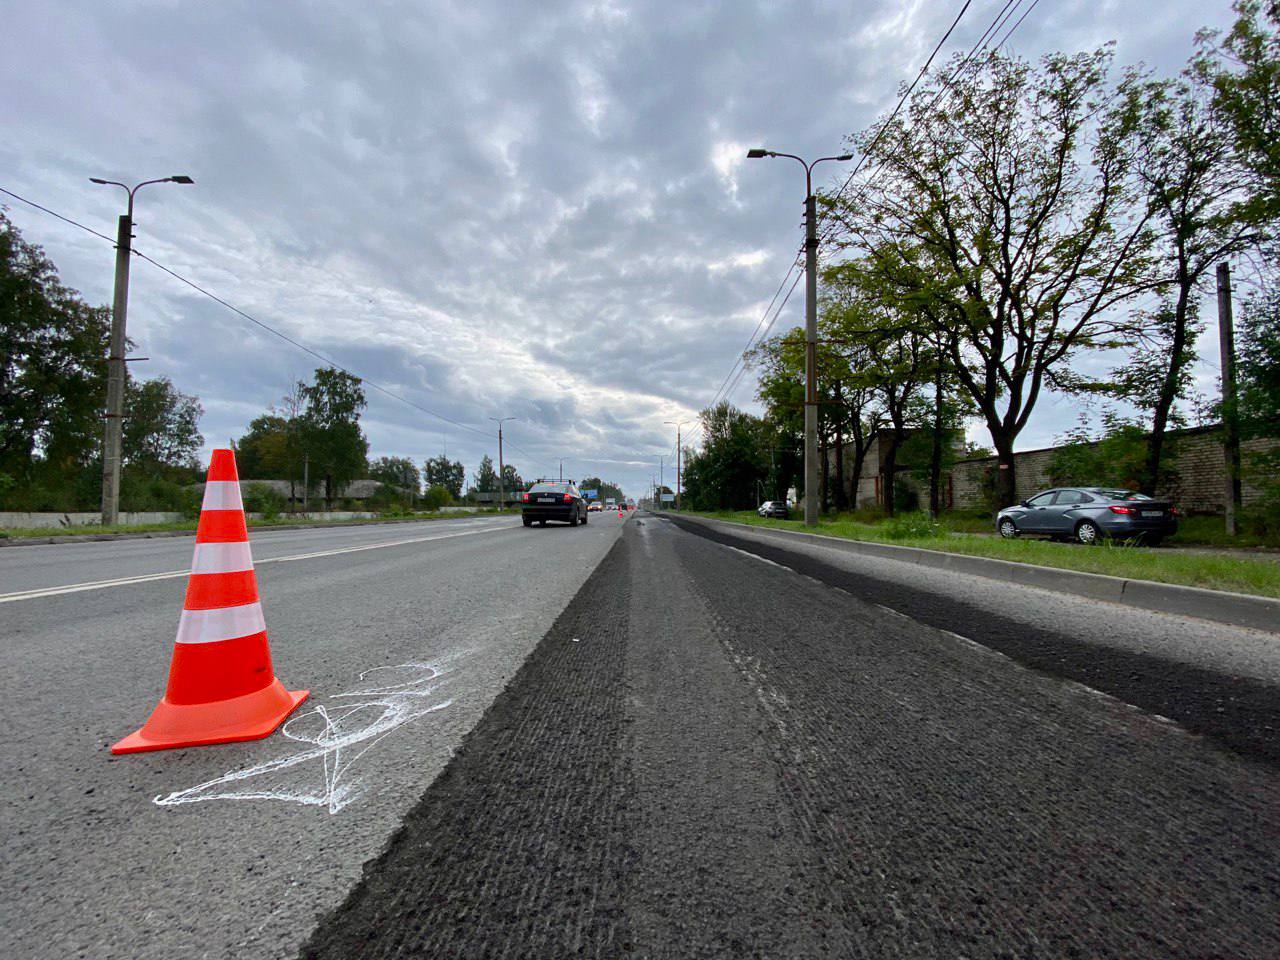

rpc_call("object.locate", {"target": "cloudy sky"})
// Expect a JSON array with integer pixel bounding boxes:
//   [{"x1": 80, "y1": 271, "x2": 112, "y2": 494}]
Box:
[{"x1": 1, "y1": 0, "x2": 1239, "y2": 496}]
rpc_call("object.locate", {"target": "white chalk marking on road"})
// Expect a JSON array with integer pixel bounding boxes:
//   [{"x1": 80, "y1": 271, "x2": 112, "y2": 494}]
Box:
[
  {"x1": 0, "y1": 522, "x2": 517, "y2": 604},
  {"x1": 155, "y1": 662, "x2": 454, "y2": 814}
]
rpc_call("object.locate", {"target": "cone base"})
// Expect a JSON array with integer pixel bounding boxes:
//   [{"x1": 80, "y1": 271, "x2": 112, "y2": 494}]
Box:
[{"x1": 111, "y1": 681, "x2": 309, "y2": 755}]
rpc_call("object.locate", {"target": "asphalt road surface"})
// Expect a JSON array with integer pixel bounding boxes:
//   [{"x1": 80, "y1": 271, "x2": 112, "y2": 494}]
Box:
[
  {"x1": 1, "y1": 511, "x2": 624, "y2": 959},
  {"x1": 5, "y1": 509, "x2": 1278, "y2": 958}
]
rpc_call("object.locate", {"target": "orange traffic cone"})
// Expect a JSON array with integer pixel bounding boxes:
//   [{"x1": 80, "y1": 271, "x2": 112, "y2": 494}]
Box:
[{"x1": 112, "y1": 449, "x2": 309, "y2": 754}]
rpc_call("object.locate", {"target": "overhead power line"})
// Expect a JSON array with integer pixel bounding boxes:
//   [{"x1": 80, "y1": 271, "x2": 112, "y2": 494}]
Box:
[{"x1": 2, "y1": 184, "x2": 495, "y2": 441}]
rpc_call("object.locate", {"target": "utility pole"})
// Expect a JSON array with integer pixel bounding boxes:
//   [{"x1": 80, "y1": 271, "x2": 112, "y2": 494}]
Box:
[
  {"x1": 559, "y1": 458, "x2": 564, "y2": 481},
  {"x1": 90, "y1": 174, "x2": 193, "y2": 525},
  {"x1": 659, "y1": 456, "x2": 665, "y2": 510},
  {"x1": 303, "y1": 454, "x2": 309, "y2": 514},
  {"x1": 489, "y1": 416, "x2": 516, "y2": 512},
  {"x1": 1217, "y1": 263, "x2": 1242, "y2": 535},
  {"x1": 665, "y1": 419, "x2": 689, "y2": 511},
  {"x1": 747, "y1": 149, "x2": 852, "y2": 526}
]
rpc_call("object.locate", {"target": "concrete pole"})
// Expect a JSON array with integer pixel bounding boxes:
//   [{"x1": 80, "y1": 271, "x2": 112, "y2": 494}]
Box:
[
  {"x1": 660, "y1": 456, "x2": 664, "y2": 510},
  {"x1": 1217, "y1": 262, "x2": 1242, "y2": 535},
  {"x1": 803, "y1": 192, "x2": 819, "y2": 527},
  {"x1": 676, "y1": 423, "x2": 682, "y2": 511},
  {"x1": 497, "y1": 423, "x2": 505, "y2": 512},
  {"x1": 100, "y1": 213, "x2": 133, "y2": 525}
]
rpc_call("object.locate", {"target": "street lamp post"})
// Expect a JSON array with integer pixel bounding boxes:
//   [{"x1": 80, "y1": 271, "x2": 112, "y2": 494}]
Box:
[
  {"x1": 488, "y1": 416, "x2": 516, "y2": 511},
  {"x1": 664, "y1": 419, "x2": 690, "y2": 511},
  {"x1": 746, "y1": 149, "x2": 851, "y2": 526},
  {"x1": 90, "y1": 174, "x2": 194, "y2": 525}
]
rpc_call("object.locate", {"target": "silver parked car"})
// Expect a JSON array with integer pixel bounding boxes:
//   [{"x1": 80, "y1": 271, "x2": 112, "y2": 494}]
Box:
[
  {"x1": 996, "y1": 487, "x2": 1179, "y2": 545},
  {"x1": 757, "y1": 500, "x2": 790, "y2": 519}
]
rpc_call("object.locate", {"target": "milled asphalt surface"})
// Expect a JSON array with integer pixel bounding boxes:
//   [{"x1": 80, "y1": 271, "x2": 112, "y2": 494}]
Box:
[
  {"x1": 302, "y1": 512, "x2": 1280, "y2": 959},
  {"x1": 0, "y1": 511, "x2": 625, "y2": 959}
]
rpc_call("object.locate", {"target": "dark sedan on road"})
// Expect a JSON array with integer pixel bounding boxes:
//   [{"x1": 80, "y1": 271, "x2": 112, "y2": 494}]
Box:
[
  {"x1": 521, "y1": 480, "x2": 589, "y2": 527},
  {"x1": 997, "y1": 487, "x2": 1178, "y2": 545}
]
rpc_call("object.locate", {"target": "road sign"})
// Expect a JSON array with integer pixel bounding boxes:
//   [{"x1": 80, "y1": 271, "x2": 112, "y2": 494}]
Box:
[
  {"x1": 582, "y1": 489, "x2": 598, "y2": 499},
  {"x1": 661, "y1": 493, "x2": 675, "y2": 502}
]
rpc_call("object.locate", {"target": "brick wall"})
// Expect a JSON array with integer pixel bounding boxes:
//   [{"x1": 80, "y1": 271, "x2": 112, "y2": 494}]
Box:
[{"x1": 949, "y1": 424, "x2": 1277, "y2": 512}]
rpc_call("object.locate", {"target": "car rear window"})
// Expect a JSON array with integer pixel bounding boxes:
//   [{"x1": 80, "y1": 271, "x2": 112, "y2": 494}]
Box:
[
  {"x1": 1094, "y1": 489, "x2": 1152, "y2": 501},
  {"x1": 529, "y1": 482, "x2": 570, "y2": 493}
]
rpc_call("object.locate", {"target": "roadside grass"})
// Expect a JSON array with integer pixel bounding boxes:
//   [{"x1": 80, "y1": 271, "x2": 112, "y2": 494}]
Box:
[
  {"x1": 688, "y1": 510, "x2": 1280, "y2": 599},
  {"x1": 0, "y1": 508, "x2": 518, "y2": 541}
]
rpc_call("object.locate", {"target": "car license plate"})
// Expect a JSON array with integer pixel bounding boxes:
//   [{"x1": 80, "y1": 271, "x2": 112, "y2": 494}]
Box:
[
  {"x1": 540, "y1": 497, "x2": 556, "y2": 503},
  {"x1": 1142, "y1": 510, "x2": 1163, "y2": 517}
]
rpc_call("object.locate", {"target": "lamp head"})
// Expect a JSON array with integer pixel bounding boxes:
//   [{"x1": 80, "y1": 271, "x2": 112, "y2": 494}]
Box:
[
  {"x1": 89, "y1": 177, "x2": 109, "y2": 184},
  {"x1": 169, "y1": 175, "x2": 194, "y2": 184},
  {"x1": 835, "y1": 153, "x2": 854, "y2": 162},
  {"x1": 746, "y1": 148, "x2": 769, "y2": 159}
]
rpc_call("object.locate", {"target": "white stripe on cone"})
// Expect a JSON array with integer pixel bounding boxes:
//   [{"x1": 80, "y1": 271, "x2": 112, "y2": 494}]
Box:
[
  {"x1": 190, "y1": 541, "x2": 255, "y2": 574},
  {"x1": 201, "y1": 480, "x2": 244, "y2": 511},
  {"x1": 175, "y1": 601, "x2": 266, "y2": 645}
]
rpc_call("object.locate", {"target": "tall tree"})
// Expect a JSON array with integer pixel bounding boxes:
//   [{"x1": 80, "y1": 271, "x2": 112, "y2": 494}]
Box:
[
  {"x1": 122, "y1": 377, "x2": 203, "y2": 472},
  {"x1": 299, "y1": 368, "x2": 368, "y2": 508},
  {"x1": 1197, "y1": 1, "x2": 1280, "y2": 225},
  {"x1": 827, "y1": 49, "x2": 1152, "y2": 506},
  {"x1": 681, "y1": 402, "x2": 769, "y2": 511},
  {"x1": 0, "y1": 212, "x2": 110, "y2": 483},
  {"x1": 472, "y1": 454, "x2": 499, "y2": 494},
  {"x1": 422, "y1": 455, "x2": 465, "y2": 498},
  {"x1": 1110, "y1": 66, "x2": 1260, "y2": 493},
  {"x1": 368, "y1": 455, "x2": 420, "y2": 493}
]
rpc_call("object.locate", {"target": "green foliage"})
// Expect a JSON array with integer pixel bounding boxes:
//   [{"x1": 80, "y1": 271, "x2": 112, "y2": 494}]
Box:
[
  {"x1": 1197, "y1": 1, "x2": 1280, "y2": 224},
  {"x1": 1047, "y1": 415, "x2": 1178, "y2": 491},
  {"x1": 422, "y1": 484, "x2": 452, "y2": 510},
  {"x1": 299, "y1": 368, "x2": 368, "y2": 507},
  {"x1": 883, "y1": 511, "x2": 947, "y2": 540},
  {"x1": 579, "y1": 476, "x2": 625, "y2": 503},
  {"x1": 368, "y1": 455, "x2": 419, "y2": 494},
  {"x1": 422, "y1": 455, "x2": 465, "y2": 497},
  {"x1": 241, "y1": 482, "x2": 285, "y2": 520},
  {"x1": 472, "y1": 454, "x2": 499, "y2": 493},
  {"x1": 0, "y1": 214, "x2": 205, "y2": 511},
  {"x1": 682, "y1": 402, "x2": 770, "y2": 511},
  {"x1": 1238, "y1": 286, "x2": 1280, "y2": 432},
  {"x1": 0, "y1": 212, "x2": 110, "y2": 487}
]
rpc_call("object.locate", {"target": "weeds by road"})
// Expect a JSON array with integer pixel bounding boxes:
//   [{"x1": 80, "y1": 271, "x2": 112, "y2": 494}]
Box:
[{"x1": 689, "y1": 511, "x2": 1280, "y2": 599}]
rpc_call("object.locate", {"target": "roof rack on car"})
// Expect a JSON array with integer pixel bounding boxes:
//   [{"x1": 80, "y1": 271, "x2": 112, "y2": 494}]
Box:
[{"x1": 532, "y1": 477, "x2": 575, "y2": 483}]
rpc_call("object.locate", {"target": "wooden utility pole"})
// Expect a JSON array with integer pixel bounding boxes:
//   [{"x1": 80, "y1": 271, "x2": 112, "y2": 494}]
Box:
[{"x1": 1217, "y1": 262, "x2": 1243, "y2": 535}]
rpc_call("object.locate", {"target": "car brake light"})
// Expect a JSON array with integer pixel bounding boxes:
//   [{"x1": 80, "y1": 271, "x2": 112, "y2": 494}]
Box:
[
  {"x1": 1109, "y1": 505, "x2": 1135, "y2": 515},
  {"x1": 563, "y1": 493, "x2": 572, "y2": 502},
  {"x1": 1170, "y1": 506, "x2": 1180, "y2": 516},
  {"x1": 522, "y1": 492, "x2": 529, "y2": 502}
]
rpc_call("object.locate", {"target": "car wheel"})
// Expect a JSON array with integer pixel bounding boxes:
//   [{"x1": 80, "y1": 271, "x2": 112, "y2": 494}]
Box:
[
  {"x1": 998, "y1": 518, "x2": 1019, "y2": 539},
  {"x1": 1144, "y1": 534, "x2": 1163, "y2": 547},
  {"x1": 581, "y1": 510, "x2": 588, "y2": 525},
  {"x1": 522, "y1": 517, "x2": 532, "y2": 527},
  {"x1": 1076, "y1": 519, "x2": 1100, "y2": 545},
  {"x1": 569, "y1": 512, "x2": 578, "y2": 527}
]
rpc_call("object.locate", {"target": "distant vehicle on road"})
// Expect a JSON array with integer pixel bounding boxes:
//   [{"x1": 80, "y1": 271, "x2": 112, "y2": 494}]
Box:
[
  {"x1": 605, "y1": 498, "x2": 617, "y2": 510},
  {"x1": 587, "y1": 502, "x2": 602, "y2": 512},
  {"x1": 757, "y1": 501, "x2": 790, "y2": 519},
  {"x1": 996, "y1": 487, "x2": 1178, "y2": 545},
  {"x1": 522, "y1": 480, "x2": 589, "y2": 527}
]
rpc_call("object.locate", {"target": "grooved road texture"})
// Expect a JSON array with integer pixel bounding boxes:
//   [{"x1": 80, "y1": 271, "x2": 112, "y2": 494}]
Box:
[
  {"x1": 302, "y1": 517, "x2": 1280, "y2": 958},
  {"x1": 300, "y1": 543, "x2": 637, "y2": 959}
]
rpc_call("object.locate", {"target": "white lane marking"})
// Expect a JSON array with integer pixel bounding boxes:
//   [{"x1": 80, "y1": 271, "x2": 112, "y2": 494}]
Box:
[
  {"x1": 155, "y1": 662, "x2": 454, "y2": 814},
  {"x1": 723, "y1": 544, "x2": 789, "y2": 569},
  {"x1": 0, "y1": 522, "x2": 517, "y2": 604}
]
